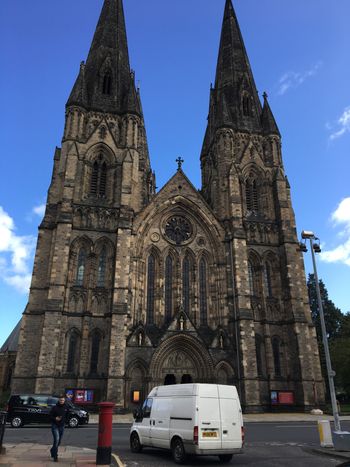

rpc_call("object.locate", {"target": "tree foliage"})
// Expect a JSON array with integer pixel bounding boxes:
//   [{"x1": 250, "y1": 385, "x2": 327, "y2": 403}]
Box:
[{"x1": 307, "y1": 274, "x2": 350, "y2": 398}]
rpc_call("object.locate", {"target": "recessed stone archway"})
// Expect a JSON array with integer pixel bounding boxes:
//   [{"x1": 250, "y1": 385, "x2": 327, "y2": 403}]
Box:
[{"x1": 149, "y1": 334, "x2": 215, "y2": 386}]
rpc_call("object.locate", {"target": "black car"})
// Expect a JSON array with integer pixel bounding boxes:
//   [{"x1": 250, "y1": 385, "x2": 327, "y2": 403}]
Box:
[{"x1": 6, "y1": 394, "x2": 89, "y2": 428}]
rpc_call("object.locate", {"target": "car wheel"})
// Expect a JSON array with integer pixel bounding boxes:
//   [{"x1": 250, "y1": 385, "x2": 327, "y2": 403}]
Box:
[
  {"x1": 218, "y1": 454, "x2": 233, "y2": 463},
  {"x1": 130, "y1": 431, "x2": 143, "y2": 453},
  {"x1": 171, "y1": 438, "x2": 187, "y2": 464},
  {"x1": 68, "y1": 416, "x2": 79, "y2": 428},
  {"x1": 11, "y1": 416, "x2": 23, "y2": 428}
]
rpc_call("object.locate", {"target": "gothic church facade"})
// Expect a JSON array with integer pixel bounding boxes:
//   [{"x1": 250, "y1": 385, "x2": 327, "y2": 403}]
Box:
[{"x1": 13, "y1": 0, "x2": 324, "y2": 412}]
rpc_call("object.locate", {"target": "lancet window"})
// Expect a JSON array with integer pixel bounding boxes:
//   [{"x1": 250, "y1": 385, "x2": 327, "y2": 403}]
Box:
[
  {"x1": 165, "y1": 255, "x2": 173, "y2": 323},
  {"x1": 199, "y1": 258, "x2": 208, "y2": 325},
  {"x1": 90, "y1": 155, "x2": 107, "y2": 198},
  {"x1": 76, "y1": 248, "x2": 87, "y2": 286},
  {"x1": 146, "y1": 254, "x2": 155, "y2": 325},
  {"x1": 90, "y1": 331, "x2": 101, "y2": 374}
]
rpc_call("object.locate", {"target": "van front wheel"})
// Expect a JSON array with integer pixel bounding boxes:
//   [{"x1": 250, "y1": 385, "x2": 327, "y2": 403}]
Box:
[
  {"x1": 171, "y1": 438, "x2": 187, "y2": 464},
  {"x1": 130, "y1": 432, "x2": 143, "y2": 453},
  {"x1": 218, "y1": 454, "x2": 233, "y2": 463}
]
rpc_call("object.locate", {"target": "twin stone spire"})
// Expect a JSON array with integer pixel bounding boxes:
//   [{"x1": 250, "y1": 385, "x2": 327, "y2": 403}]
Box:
[{"x1": 67, "y1": 0, "x2": 279, "y2": 136}]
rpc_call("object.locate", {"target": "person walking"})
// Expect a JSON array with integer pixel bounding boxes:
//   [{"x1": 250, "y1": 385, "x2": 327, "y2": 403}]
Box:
[{"x1": 50, "y1": 395, "x2": 67, "y2": 462}]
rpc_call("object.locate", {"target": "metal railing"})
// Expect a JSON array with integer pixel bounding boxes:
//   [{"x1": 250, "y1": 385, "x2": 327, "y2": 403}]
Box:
[{"x1": 0, "y1": 411, "x2": 6, "y2": 453}]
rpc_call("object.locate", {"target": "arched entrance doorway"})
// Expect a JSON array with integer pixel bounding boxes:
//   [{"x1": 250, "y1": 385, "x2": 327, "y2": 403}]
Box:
[{"x1": 149, "y1": 335, "x2": 214, "y2": 387}]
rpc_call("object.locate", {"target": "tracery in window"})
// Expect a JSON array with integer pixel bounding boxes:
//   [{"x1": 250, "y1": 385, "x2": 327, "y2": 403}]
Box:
[{"x1": 199, "y1": 258, "x2": 208, "y2": 325}]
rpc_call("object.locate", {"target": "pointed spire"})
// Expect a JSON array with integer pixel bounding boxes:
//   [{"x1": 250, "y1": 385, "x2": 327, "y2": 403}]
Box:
[
  {"x1": 67, "y1": 61, "x2": 87, "y2": 108},
  {"x1": 210, "y1": 0, "x2": 262, "y2": 132},
  {"x1": 261, "y1": 92, "x2": 280, "y2": 136},
  {"x1": 67, "y1": 0, "x2": 141, "y2": 116}
]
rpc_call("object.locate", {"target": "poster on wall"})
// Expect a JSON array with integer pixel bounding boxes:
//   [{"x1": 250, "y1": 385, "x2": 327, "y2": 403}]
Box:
[
  {"x1": 270, "y1": 390, "x2": 295, "y2": 406},
  {"x1": 65, "y1": 388, "x2": 95, "y2": 404}
]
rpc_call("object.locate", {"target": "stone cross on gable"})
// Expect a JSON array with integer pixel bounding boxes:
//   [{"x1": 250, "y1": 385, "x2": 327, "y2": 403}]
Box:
[{"x1": 176, "y1": 157, "x2": 184, "y2": 170}]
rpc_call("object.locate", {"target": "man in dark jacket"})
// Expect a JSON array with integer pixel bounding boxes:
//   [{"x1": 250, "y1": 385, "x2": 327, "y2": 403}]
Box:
[{"x1": 50, "y1": 395, "x2": 67, "y2": 462}]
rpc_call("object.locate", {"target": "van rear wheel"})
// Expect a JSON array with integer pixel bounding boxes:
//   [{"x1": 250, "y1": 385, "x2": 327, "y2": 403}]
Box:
[
  {"x1": 130, "y1": 432, "x2": 143, "y2": 453},
  {"x1": 171, "y1": 438, "x2": 187, "y2": 464},
  {"x1": 218, "y1": 454, "x2": 233, "y2": 463}
]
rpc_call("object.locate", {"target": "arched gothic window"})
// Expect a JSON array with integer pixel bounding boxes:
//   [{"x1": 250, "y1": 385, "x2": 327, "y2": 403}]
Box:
[
  {"x1": 272, "y1": 336, "x2": 282, "y2": 377},
  {"x1": 248, "y1": 260, "x2": 255, "y2": 295},
  {"x1": 246, "y1": 179, "x2": 259, "y2": 213},
  {"x1": 199, "y1": 258, "x2": 208, "y2": 325},
  {"x1": 263, "y1": 262, "x2": 273, "y2": 297},
  {"x1": 76, "y1": 249, "x2": 86, "y2": 286},
  {"x1": 67, "y1": 331, "x2": 79, "y2": 373},
  {"x1": 146, "y1": 254, "x2": 155, "y2": 325},
  {"x1": 255, "y1": 334, "x2": 264, "y2": 377},
  {"x1": 90, "y1": 331, "x2": 101, "y2": 374},
  {"x1": 165, "y1": 255, "x2": 173, "y2": 323},
  {"x1": 90, "y1": 155, "x2": 108, "y2": 198},
  {"x1": 102, "y1": 73, "x2": 112, "y2": 95},
  {"x1": 182, "y1": 256, "x2": 191, "y2": 315},
  {"x1": 97, "y1": 247, "x2": 107, "y2": 287}
]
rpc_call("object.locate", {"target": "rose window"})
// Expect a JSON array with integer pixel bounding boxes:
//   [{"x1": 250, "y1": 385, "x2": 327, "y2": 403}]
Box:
[{"x1": 164, "y1": 216, "x2": 192, "y2": 245}]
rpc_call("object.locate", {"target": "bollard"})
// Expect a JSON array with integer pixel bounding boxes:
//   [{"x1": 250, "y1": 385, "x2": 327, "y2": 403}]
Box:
[
  {"x1": 0, "y1": 411, "x2": 6, "y2": 455},
  {"x1": 96, "y1": 402, "x2": 115, "y2": 465},
  {"x1": 318, "y1": 420, "x2": 333, "y2": 448}
]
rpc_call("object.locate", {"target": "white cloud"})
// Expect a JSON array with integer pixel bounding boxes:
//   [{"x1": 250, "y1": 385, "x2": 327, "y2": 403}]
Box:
[
  {"x1": 329, "y1": 107, "x2": 350, "y2": 141},
  {"x1": 0, "y1": 206, "x2": 36, "y2": 294},
  {"x1": 277, "y1": 62, "x2": 322, "y2": 96},
  {"x1": 32, "y1": 204, "x2": 45, "y2": 217},
  {"x1": 321, "y1": 198, "x2": 350, "y2": 267}
]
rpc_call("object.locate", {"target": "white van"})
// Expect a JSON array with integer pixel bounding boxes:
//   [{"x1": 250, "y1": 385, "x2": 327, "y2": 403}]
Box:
[{"x1": 130, "y1": 383, "x2": 244, "y2": 464}]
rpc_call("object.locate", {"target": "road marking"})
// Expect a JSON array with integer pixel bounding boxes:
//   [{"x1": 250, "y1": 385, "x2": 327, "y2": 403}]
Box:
[
  {"x1": 112, "y1": 453, "x2": 126, "y2": 467},
  {"x1": 275, "y1": 425, "x2": 316, "y2": 428}
]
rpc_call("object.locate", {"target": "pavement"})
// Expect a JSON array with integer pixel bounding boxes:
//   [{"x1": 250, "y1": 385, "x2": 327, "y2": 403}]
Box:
[
  {"x1": 0, "y1": 443, "x2": 97, "y2": 466},
  {"x1": 1, "y1": 413, "x2": 350, "y2": 466}
]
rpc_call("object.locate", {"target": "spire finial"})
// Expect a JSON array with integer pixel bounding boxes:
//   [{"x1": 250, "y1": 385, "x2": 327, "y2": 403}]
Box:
[
  {"x1": 263, "y1": 91, "x2": 268, "y2": 100},
  {"x1": 176, "y1": 157, "x2": 184, "y2": 170}
]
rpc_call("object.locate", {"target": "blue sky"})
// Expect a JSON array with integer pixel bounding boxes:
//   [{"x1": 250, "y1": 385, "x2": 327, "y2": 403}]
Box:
[{"x1": 0, "y1": 0, "x2": 349, "y2": 346}]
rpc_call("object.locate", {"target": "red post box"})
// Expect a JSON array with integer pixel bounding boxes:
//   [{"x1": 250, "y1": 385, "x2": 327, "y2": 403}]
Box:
[{"x1": 96, "y1": 402, "x2": 115, "y2": 465}]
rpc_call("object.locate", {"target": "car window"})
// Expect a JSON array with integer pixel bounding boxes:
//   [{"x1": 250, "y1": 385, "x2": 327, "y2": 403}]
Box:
[
  {"x1": 35, "y1": 396, "x2": 49, "y2": 406},
  {"x1": 11, "y1": 395, "x2": 29, "y2": 406},
  {"x1": 142, "y1": 398, "x2": 153, "y2": 418},
  {"x1": 48, "y1": 397, "x2": 58, "y2": 406}
]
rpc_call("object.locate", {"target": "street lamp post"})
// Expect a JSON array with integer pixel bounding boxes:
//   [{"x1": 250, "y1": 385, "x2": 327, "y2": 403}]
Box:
[{"x1": 300, "y1": 230, "x2": 341, "y2": 432}]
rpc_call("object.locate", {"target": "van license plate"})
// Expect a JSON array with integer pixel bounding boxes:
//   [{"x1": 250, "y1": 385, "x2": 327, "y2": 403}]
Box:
[{"x1": 203, "y1": 431, "x2": 217, "y2": 438}]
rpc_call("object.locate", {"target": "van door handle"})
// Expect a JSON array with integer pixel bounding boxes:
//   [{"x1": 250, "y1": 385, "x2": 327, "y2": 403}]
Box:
[{"x1": 158, "y1": 421, "x2": 163, "y2": 424}]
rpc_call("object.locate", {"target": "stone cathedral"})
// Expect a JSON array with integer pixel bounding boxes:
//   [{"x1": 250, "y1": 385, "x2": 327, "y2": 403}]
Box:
[{"x1": 13, "y1": 0, "x2": 324, "y2": 412}]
